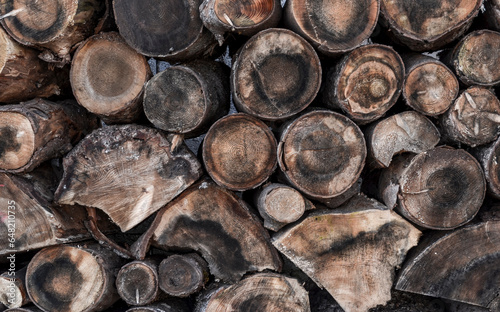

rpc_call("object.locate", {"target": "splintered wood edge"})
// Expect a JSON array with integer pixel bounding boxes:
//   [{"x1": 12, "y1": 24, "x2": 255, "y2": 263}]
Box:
[{"x1": 0, "y1": 112, "x2": 35, "y2": 170}]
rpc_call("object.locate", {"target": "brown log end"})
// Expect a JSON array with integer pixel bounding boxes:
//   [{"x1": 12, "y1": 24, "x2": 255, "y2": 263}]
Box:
[
  {"x1": 158, "y1": 254, "x2": 208, "y2": 297},
  {"x1": 0, "y1": 113, "x2": 34, "y2": 171},
  {"x1": 215, "y1": 0, "x2": 275, "y2": 27},
  {"x1": 231, "y1": 28, "x2": 321, "y2": 120},
  {"x1": 0, "y1": 268, "x2": 29, "y2": 309},
  {"x1": 116, "y1": 260, "x2": 160, "y2": 306},
  {"x1": 203, "y1": 113, "x2": 277, "y2": 191}
]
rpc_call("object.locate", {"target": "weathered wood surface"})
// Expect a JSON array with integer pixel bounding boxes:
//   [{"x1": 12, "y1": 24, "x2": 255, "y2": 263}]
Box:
[
  {"x1": 5, "y1": 306, "x2": 43, "y2": 312},
  {"x1": 158, "y1": 253, "x2": 208, "y2": 298},
  {"x1": 116, "y1": 259, "x2": 161, "y2": 306},
  {"x1": 474, "y1": 136, "x2": 500, "y2": 199},
  {"x1": 0, "y1": 266, "x2": 29, "y2": 309},
  {"x1": 55, "y1": 125, "x2": 203, "y2": 232},
  {"x1": 272, "y1": 195, "x2": 421, "y2": 312},
  {"x1": 485, "y1": 0, "x2": 500, "y2": 31},
  {"x1": 125, "y1": 300, "x2": 189, "y2": 312}
]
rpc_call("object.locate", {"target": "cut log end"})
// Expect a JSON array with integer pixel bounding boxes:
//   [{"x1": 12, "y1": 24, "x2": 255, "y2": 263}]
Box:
[
  {"x1": 158, "y1": 254, "x2": 208, "y2": 298},
  {"x1": 263, "y1": 186, "x2": 305, "y2": 223},
  {"x1": 215, "y1": 0, "x2": 274, "y2": 27},
  {"x1": 0, "y1": 113, "x2": 34, "y2": 170},
  {"x1": 116, "y1": 261, "x2": 159, "y2": 306}
]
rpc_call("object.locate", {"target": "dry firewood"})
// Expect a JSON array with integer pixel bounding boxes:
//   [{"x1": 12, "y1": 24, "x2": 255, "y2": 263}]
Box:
[
  {"x1": 125, "y1": 300, "x2": 189, "y2": 312},
  {"x1": 195, "y1": 273, "x2": 310, "y2": 312},
  {"x1": 446, "y1": 30, "x2": 500, "y2": 87},
  {"x1": 113, "y1": 0, "x2": 217, "y2": 61},
  {"x1": 278, "y1": 110, "x2": 366, "y2": 206},
  {"x1": 200, "y1": 0, "x2": 282, "y2": 44},
  {"x1": 379, "y1": 147, "x2": 485, "y2": 230},
  {"x1": 283, "y1": 0, "x2": 379, "y2": 56},
  {"x1": 485, "y1": 0, "x2": 500, "y2": 31},
  {"x1": 322, "y1": 44, "x2": 404, "y2": 124},
  {"x1": 231, "y1": 28, "x2": 321, "y2": 121},
  {"x1": 272, "y1": 195, "x2": 421, "y2": 312},
  {"x1": 402, "y1": 54, "x2": 459, "y2": 116},
  {"x1": 254, "y1": 183, "x2": 315, "y2": 231},
  {"x1": 116, "y1": 259, "x2": 161, "y2": 306},
  {"x1": 365, "y1": 111, "x2": 440, "y2": 168},
  {"x1": 0, "y1": 266, "x2": 29, "y2": 309},
  {"x1": 55, "y1": 124, "x2": 203, "y2": 232},
  {"x1": 144, "y1": 60, "x2": 229, "y2": 137},
  {"x1": 0, "y1": 0, "x2": 105, "y2": 64},
  {"x1": 396, "y1": 221, "x2": 500, "y2": 309},
  {"x1": 0, "y1": 27, "x2": 68, "y2": 104},
  {"x1": 473, "y1": 136, "x2": 500, "y2": 199},
  {"x1": 379, "y1": 0, "x2": 482, "y2": 51},
  {"x1": 158, "y1": 253, "x2": 209, "y2": 298},
  {"x1": 71, "y1": 32, "x2": 151, "y2": 124},
  {"x1": 0, "y1": 99, "x2": 98, "y2": 173},
  {"x1": 440, "y1": 86, "x2": 500, "y2": 147},
  {"x1": 26, "y1": 243, "x2": 126, "y2": 312},
  {"x1": 5, "y1": 306, "x2": 42, "y2": 312},
  {"x1": 131, "y1": 179, "x2": 282, "y2": 283},
  {"x1": 202, "y1": 113, "x2": 277, "y2": 191}
]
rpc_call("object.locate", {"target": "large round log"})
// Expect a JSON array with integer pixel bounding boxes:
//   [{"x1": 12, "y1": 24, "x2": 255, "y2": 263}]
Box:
[
  {"x1": 202, "y1": 113, "x2": 277, "y2": 191},
  {"x1": 231, "y1": 28, "x2": 321, "y2": 121},
  {"x1": 283, "y1": 0, "x2": 380, "y2": 56},
  {"x1": 322, "y1": 44, "x2": 404, "y2": 124},
  {"x1": 379, "y1": 0, "x2": 482, "y2": 51},
  {"x1": 71, "y1": 32, "x2": 151, "y2": 124},
  {"x1": 144, "y1": 60, "x2": 229, "y2": 137},
  {"x1": 116, "y1": 260, "x2": 161, "y2": 306},
  {"x1": 113, "y1": 0, "x2": 217, "y2": 61},
  {"x1": 0, "y1": 0, "x2": 105, "y2": 63},
  {"x1": 158, "y1": 254, "x2": 209, "y2": 298}
]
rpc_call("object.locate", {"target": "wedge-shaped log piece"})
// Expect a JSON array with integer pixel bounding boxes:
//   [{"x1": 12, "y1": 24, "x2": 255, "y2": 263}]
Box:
[
  {"x1": 284, "y1": 0, "x2": 379, "y2": 56},
  {"x1": 195, "y1": 273, "x2": 310, "y2": 312},
  {"x1": 272, "y1": 195, "x2": 421, "y2": 312},
  {"x1": 380, "y1": 0, "x2": 482, "y2": 51},
  {"x1": 474, "y1": 136, "x2": 500, "y2": 199},
  {"x1": 396, "y1": 221, "x2": 500, "y2": 309},
  {"x1": 133, "y1": 180, "x2": 282, "y2": 283},
  {"x1": 158, "y1": 253, "x2": 209, "y2": 298},
  {"x1": 55, "y1": 125, "x2": 203, "y2": 232},
  {"x1": 366, "y1": 111, "x2": 440, "y2": 168}
]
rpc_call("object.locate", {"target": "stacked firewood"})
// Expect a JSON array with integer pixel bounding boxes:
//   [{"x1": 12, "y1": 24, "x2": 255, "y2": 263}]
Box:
[{"x1": 0, "y1": 0, "x2": 499, "y2": 311}]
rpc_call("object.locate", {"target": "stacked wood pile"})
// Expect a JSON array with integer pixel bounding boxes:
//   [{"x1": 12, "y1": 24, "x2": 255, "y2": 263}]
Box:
[{"x1": 0, "y1": 0, "x2": 499, "y2": 311}]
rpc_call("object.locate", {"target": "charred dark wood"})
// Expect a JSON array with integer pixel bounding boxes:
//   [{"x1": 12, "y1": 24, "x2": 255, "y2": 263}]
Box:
[
  {"x1": 0, "y1": 266, "x2": 29, "y2": 309},
  {"x1": 485, "y1": 0, "x2": 500, "y2": 31},
  {"x1": 144, "y1": 60, "x2": 229, "y2": 137},
  {"x1": 322, "y1": 44, "x2": 404, "y2": 124},
  {"x1": 71, "y1": 32, "x2": 151, "y2": 124},
  {"x1": 116, "y1": 259, "x2": 161, "y2": 306},
  {"x1": 231, "y1": 28, "x2": 321, "y2": 121},
  {"x1": 158, "y1": 253, "x2": 209, "y2": 297}
]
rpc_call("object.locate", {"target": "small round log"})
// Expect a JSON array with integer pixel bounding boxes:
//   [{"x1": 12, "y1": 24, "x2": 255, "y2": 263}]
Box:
[
  {"x1": 144, "y1": 60, "x2": 229, "y2": 137},
  {"x1": 283, "y1": 0, "x2": 379, "y2": 56},
  {"x1": 116, "y1": 260, "x2": 161, "y2": 306},
  {"x1": 158, "y1": 254, "x2": 209, "y2": 298},
  {"x1": 0, "y1": 267, "x2": 29, "y2": 309},
  {"x1": 113, "y1": 0, "x2": 217, "y2": 61},
  {"x1": 447, "y1": 30, "x2": 500, "y2": 87},
  {"x1": 71, "y1": 32, "x2": 151, "y2": 124},
  {"x1": 440, "y1": 86, "x2": 500, "y2": 147},
  {"x1": 278, "y1": 110, "x2": 366, "y2": 203},
  {"x1": 26, "y1": 244, "x2": 126, "y2": 312},
  {"x1": 0, "y1": 99, "x2": 99, "y2": 173},
  {"x1": 202, "y1": 113, "x2": 277, "y2": 191},
  {"x1": 125, "y1": 301, "x2": 189, "y2": 312},
  {"x1": 200, "y1": 0, "x2": 282, "y2": 44},
  {"x1": 5, "y1": 306, "x2": 43, "y2": 312},
  {"x1": 402, "y1": 54, "x2": 459, "y2": 116},
  {"x1": 322, "y1": 44, "x2": 404, "y2": 124},
  {"x1": 382, "y1": 147, "x2": 486, "y2": 230},
  {"x1": 380, "y1": 0, "x2": 482, "y2": 51},
  {"x1": 0, "y1": 0, "x2": 105, "y2": 63},
  {"x1": 231, "y1": 28, "x2": 321, "y2": 121},
  {"x1": 485, "y1": 0, "x2": 500, "y2": 31},
  {"x1": 473, "y1": 136, "x2": 500, "y2": 199}
]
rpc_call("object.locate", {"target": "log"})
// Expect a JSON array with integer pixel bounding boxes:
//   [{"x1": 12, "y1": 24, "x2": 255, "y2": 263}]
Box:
[
  {"x1": 254, "y1": 183, "x2": 315, "y2": 231},
  {"x1": 131, "y1": 179, "x2": 282, "y2": 283},
  {"x1": 474, "y1": 136, "x2": 500, "y2": 199},
  {"x1": 116, "y1": 259, "x2": 161, "y2": 306},
  {"x1": 446, "y1": 29, "x2": 500, "y2": 87},
  {"x1": 5, "y1": 306, "x2": 42, "y2": 312},
  {"x1": 26, "y1": 243, "x2": 126, "y2": 312},
  {"x1": 485, "y1": 0, "x2": 500, "y2": 31},
  {"x1": 0, "y1": 27, "x2": 67, "y2": 104},
  {"x1": 283, "y1": 0, "x2": 379, "y2": 56},
  {"x1": 402, "y1": 54, "x2": 459, "y2": 116},
  {"x1": 440, "y1": 86, "x2": 500, "y2": 147},
  {"x1": 379, "y1": 147, "x2": 486, "y2": 230},
  {"x1": 272, "y1": 195, "x2": 421, "y2": 312},
  {"x1": 0, "y1": 0, "x2": 105, "y2": 64},
  {"x1": 278, "y1": 110, "x2": 366, "y2": 205},
  {"x1": 322, "y1": 44, "x2": 404, "y2": 124},
  {"x1": 202, "y1": 113, "x2": 277, "y2": 191},
  {"x1": 195, "y1": 273, "x2": 310, "y2": 311},
  {"x1": 143, "y1": 60, "x2": 229, "y2": 137},
  {"x1": 55, "y1": 124, "x2": 203, "y2": 232},
  {"x1": 0, "y1": 99, "x2": 99, "y2": 173},
  {"x1": 113, "y1": 0, "x2": 217, "y2": 61},
  {"x1": 71, "y1": 32, "x2": 152, "y2": 124},
  {"x1": 396, "y1": 221, "x2": 500, "y2": 309},
  {"x1": 0, "y1": 266, "x2": 29, "y2": 309},
  {"x1": 158, "y1": 253, "x2": 209, "y2": 297},
  {"x1": 125, "y1": 301, "x2": 189, "y2": 312},
  {"x1": 199, "y1": 0, "x2": 282, "y2": 44},
  {"x1": 365, "y1": 111, "x2": 440, "y2": 168},
  {"x1": 231, "y1": 28, "x2": 321, "y2": 121},
  {"x1": 379, "y1": 0, "x2": 482, "y2": 51}
]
